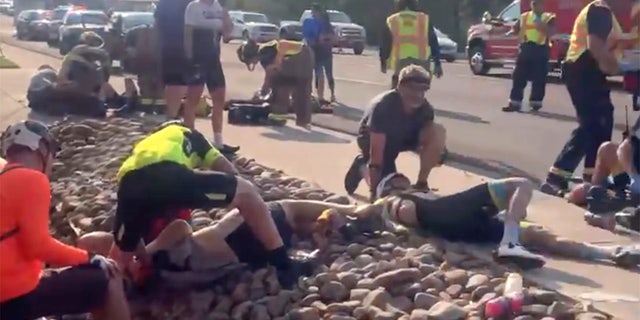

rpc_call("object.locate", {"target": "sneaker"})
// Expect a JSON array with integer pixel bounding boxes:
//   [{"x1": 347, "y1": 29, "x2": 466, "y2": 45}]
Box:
[
  {"x1": 344, "y1": 154, "x2": 365, "y2": 195},
  {"x1": 502, "y1": 101, "x2": 522, "y2": 112},
  {"x1": 584, "y1": 211, "x2": 616, "y2": 231},
  {"x1": 493, "y1": 242, "x2": 546, "y2": 270},
  {"x1": 615, "y1": 207, "x2": 640, "y2": 231},
  {"x1": 540, "y1": 174, "x2": 569, "y2": 197},
  {"x1": 219, "y1": 144, "x2": 240, "y2": 155},
  {"x1": 613, "y1": 246, "x2": 640, "y2": 268}
]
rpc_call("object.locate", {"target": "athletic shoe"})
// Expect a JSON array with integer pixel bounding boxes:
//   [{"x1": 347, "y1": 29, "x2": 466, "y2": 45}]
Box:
[
  {"x1": 344, "y1": 154, "x2": 365, "y2": 195},
  {"x1": 615, "y1": 207, "x2": 640, "y2": 231},
  {"x1": 613, "y1": 246, "x2": 640, "y2": 268},
  {"x1": 502, "y1": 101, "x2": 522, "y2": 112},
  {"x1": 529, "y1": 101, "x2": 543, "y2": 112},
  {"x1": 219, "y1": 144, "x2": 240, "y2": 155},
  {"x1": 584, "y1": 211, "x2": 616, "y2": 232},
  {"x1": 540, "y1": 174, "x2": 569, "y2": 197},
  {"x1": 493, "y1": 242, "x2": 546, "y2": 270}
]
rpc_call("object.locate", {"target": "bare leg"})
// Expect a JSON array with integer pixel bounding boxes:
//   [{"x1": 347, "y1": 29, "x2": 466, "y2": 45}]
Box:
[
  {"x1": 593, "y1": 141, "x2": 620, "y2": 185},
  {"x1": 77, "y1": 231, "x2": 114, "y2": 256},
  {"x1": 92, "y1": 274, "x2": 131, "y2": 320},
  {"x1": 209, "y1": 87, "x2": 226, "y2": 147},
  {"x1": 416, "y1": 122, "x2": 447, "y2": 184},
  {"x1": 146, "y1": 220, "x2": 193, "y2": 255},
  {"x1": 183, "y1": 85, "x2": 204, "y2": 129},
  {"x1": 164, "y1": 85, "x2": 186, "y2": 119},
  {"x1": 315, "y1": 70, "x2": 325, "y2": 100},
  {"x1": 618, "y1": 139, "x2": 637, "y2": 176}
]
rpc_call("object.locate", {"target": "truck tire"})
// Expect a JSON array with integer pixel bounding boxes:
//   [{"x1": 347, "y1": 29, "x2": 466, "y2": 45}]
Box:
[
  {"x1": 353, "y1": 43, "x2": 364, "y2": 55},
  {"x1": 468, "y1": 44, "x2": 490, "y2": 75}
]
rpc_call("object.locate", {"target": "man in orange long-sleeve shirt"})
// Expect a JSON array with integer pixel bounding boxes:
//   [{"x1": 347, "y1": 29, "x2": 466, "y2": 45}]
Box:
[{"x1": 0, "y1": 120, "x2": 130, "y2": 320}]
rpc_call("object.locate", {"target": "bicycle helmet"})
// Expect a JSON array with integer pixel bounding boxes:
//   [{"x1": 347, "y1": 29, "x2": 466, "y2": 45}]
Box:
[
  {"x1": 0, "y1": 120, "x2": 59, "y2": 157},
  {"x1": 237, "y1": 39, "x2": 260, "y2": 70},
  {"x1": 376, "y1": 172, "x2": 411, "y2": 199}
]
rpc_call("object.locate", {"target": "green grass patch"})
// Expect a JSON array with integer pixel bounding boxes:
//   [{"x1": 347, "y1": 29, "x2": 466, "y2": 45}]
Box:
[{"x1": 0, "y1": 56, "x2": 20, "y2": 69}]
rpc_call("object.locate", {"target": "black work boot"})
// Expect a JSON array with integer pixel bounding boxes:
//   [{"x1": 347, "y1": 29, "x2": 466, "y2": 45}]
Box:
[
  {"x1": 540, "y1": 173, "x2": 569, "y2": 197},
  {"x1": 344, "y1": 154, "x2": 366, "y2": 195}
]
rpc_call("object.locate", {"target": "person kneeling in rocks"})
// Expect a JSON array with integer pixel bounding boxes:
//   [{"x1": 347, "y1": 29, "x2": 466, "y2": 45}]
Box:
[
  {"x1": 344, "y1": 65, "x2": 446, "y2": 201},
  {"x1": 77, "y1": 198, "x2": 383, "y2": 289},
  {"x1": 237, "y1": 39, "x2": 314, "y2": 128},
  {"x1": 107, "y1": 120, "x2": 309, "y2": 288},
  {"x1": 368, "y1": 173, "x2": 640, "y2": 269},
  {"x1": 0, "y1": 120, "x2": 131, "y2": 320}
]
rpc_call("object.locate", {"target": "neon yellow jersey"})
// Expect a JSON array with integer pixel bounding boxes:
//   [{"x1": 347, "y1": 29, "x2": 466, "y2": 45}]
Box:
[{"x1": 117, "y1": 124, "x2": 221, "y2": 180}]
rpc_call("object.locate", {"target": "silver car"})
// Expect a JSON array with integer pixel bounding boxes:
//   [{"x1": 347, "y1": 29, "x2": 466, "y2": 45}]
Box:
[{"x1": 435, "y1": 28, "x2": 458, "y2": 63}]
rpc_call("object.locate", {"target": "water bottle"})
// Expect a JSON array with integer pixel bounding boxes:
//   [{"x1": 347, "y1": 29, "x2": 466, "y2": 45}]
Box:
[{"x1": 485, "y1": 273, "x2": 524, "y2": 318}]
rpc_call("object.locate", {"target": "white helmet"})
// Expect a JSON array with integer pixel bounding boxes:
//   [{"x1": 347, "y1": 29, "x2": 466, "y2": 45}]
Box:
[{"x1": 0, "y1": 120, "x2": 59, "y2": 157}]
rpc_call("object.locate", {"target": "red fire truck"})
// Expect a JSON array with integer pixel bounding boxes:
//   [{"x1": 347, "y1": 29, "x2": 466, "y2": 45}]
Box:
[{"x1": 465, "y1": 0, "x2": 633, "y2": 76}]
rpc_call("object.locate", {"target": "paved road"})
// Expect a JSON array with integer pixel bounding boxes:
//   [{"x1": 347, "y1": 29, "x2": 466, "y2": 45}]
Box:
[{"x1": 0, "y1": 15, "x2": 634, "y2": 183}]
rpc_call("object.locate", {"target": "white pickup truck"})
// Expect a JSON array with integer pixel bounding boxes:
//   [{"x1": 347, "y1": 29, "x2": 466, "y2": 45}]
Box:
[
  {"x1": 226, "y1": 10, "x2": 279, "y2": 43},
  {"x1": 280, "y1": 9, "x2": 366, "y2": 55}
]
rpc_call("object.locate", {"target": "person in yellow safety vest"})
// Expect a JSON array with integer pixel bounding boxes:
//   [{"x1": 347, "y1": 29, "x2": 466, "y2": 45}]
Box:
[
  {"x1": 540, "y1": 0, "x2": 626, "y2": 196},
  {"x1": 237, "y1": 39, "x2": 314, "y2": 129},
  {"x1": 503, "y1": 0, "x2": 555, "y2": 112},
  {"x1": 379, "y1": 0, "x2": 443, "y2": 89}
]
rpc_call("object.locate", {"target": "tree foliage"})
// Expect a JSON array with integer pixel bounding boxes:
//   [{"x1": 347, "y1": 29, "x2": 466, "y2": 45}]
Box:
[{"x1": 226, "y1": 0, "x2": 513, "y2": 47}]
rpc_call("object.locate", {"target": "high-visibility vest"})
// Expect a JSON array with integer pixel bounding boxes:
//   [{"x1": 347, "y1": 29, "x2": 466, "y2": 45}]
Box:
[
  {"x1": 386, "y1": 10, "x2": 431, "y2": 71},
  {"x1": 631, "y1": 3, "x2": 640, "y2": 49},
  {"x1": 261, "y1": 40, "x2": 304, "y2": 66},
  {"x1": 519, "y1": 11, "x2": 555, "y2": 45},
  {"x1": 566, "y1": 0, "x2": 623, "y2": 63}
]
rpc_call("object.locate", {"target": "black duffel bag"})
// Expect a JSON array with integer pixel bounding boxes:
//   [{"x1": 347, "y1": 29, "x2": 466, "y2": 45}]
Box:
[{"x1": 227, "y1": 101, "x2": 271, "y2": 125}]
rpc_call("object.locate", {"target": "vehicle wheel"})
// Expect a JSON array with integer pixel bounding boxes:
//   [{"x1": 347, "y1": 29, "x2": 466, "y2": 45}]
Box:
[
  {"x1": 353, "y1": 44, "x2": 364, "y2": 55},
  {"x1": 445, "y1": 57, "x2": 455, "y2": 63},
  {"x1": 468, "y1": 45, "x2": 490, "y2": 75},
  {"x1": 16, "y1": 30, "x2": 23, "y2": 40}
]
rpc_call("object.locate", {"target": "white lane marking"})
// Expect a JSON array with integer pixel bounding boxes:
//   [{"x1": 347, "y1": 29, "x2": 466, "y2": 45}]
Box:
[{"x1": 334, "y1": 77, "x2": 385, "y2": 86}]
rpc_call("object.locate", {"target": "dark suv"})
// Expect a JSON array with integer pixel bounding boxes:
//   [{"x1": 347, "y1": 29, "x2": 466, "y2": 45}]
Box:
[{"x1": 46, "y1": 6, "x2": 71, "y2": 47}]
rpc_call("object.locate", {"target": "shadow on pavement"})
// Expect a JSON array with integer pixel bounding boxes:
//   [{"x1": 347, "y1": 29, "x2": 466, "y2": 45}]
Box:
[
  {"x1": 528, "y1": 110, "x2": 627, "y2": 132},
  {"x1": 487, "y1": 72, "x2": 624, "y2": 90},
  {"x1": 333, "y1": 102, "x2": 490, "y2": 125},
  {"x1": 445, "y1": 152, "x2": 541, "y2": 184},
  {"x1": 528, "y1": 264, "x2": 603, "y2": 289},
  {"x1": 261, "y1": 124, "x2": 351, "y2": 144}
]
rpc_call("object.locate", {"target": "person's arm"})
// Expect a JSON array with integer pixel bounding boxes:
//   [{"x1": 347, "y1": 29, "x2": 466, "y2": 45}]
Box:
[
  {"x1": 542, "y1": 16, "x2": 556, "y2": 36},
  {"x1": 367, "y1": 104, "x2": 390, "y2": 190},
  {"x1": 17, "y1": 172, "x2": 90, "y2": 267},
  {"x1": 222, "y1": 8, "x2": 232, "y2": 39},
  {"x1": 187, "y1": 129, "x2": 238, "y2": 174},
  {"x1": 379, "y1": 24, "x2": 392, "y2": 69},
  {"x1": 183, "y1": 2, "x2": 196, "y2": 60},
  {"x1": 427, "y1": 21, "x2": 440, "y2": 65},
  {"x1": 302, "y1": 18, "x2": 317, "y2": 45},
  {"x1": 507, "y1": 18, "x2": 521, "y2": 35},
  {"x1": 586, "y1": 6, "x2": 618, "y2": 74}
]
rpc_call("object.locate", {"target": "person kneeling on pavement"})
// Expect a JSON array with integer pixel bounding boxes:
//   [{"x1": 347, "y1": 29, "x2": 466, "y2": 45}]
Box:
[
  {"x1": 0, "y1": 120, "x2": 131, "y2": 320},
  {"x1": 77, "y1": 198, "x2": 383, "y2": 289},
  {"x1": 237, "y1": 38, "x2": 314, "y2": 128},
  {"x1": 344, "y1": 64, "x2": 446, "y2": 201},
  {"x1": 108, "y1": 120, "x2": 308, "y2": 288},
  {"x1": 370, "y1": 173, "x2": 640, "y2": 268}
]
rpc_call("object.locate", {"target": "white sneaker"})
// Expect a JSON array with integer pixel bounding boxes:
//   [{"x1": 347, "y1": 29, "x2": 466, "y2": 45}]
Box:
[{"x1": 494, "y1": 242, "x2": 546, "y2": 270}]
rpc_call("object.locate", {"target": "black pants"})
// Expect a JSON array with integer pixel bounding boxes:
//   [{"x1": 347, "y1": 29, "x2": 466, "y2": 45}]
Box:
[
  {"x1": 509, "y1": 44, "x2": 549, "y2": 103},
  {"x1": 114, "y1": 162, "x2": 238, "y2": 252},
  {"x1": 551, "y1": 62, "x2": 614, "y2": 177}
]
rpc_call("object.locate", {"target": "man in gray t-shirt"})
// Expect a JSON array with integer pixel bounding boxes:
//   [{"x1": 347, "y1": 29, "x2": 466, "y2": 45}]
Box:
[{"x1": 343, "y1": 65, "x2": 447, "y2": 201}]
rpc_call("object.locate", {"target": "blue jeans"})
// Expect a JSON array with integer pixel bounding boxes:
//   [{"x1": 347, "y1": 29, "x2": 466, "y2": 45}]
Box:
[{"x1": 314, "y1": 54, "x2": 334, "y2": 93}]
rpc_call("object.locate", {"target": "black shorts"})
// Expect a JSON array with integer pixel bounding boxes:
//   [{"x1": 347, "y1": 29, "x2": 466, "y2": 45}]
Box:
[
  {"x1": 224, "y1": 202, "x2": 293, "y2": 269},
  {"x1": 416, "y1": 183, "x2": 505, "y2": 243},
  {"x1": 0, "y1": 265, "x2": 108, "y2": 320},
  {"x1": 187, "y1": 57, "x2": 226, "y2": 90},
  {"x1": 114, "y1": 161, "x2": 237, "y2": 252},
  {"x1": 162, "y1": 50, "x2": 188, "y2": 86},
  {"x1": 357, "y1": 134, "x2": 419, "y2": 177}
]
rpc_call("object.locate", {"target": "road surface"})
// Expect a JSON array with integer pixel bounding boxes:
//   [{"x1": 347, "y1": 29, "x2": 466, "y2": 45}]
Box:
[{"x1": 0, "y1": 15, "x2": 634, "y2": 183}]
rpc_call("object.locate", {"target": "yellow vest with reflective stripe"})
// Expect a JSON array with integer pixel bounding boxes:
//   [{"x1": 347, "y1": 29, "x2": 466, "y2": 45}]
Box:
[
  {"x1": 565, "y1": 0, "x2": 623, "y2": 63},
  {"x1": 519, "y1": 11, "x2": 555, "y2": 45},
  {"x1": 260, "y1": 39, "x2": 303, "y2": 66},
  {"x1": 386, "y1": 11, "x2": 431, "y2": 71}
]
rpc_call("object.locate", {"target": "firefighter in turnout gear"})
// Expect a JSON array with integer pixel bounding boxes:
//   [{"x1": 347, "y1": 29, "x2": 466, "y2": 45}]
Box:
[
  {"x1": 503, "y1": 0, "x2": 555, "y2": 112},
  {"x1": 237, "y1": 39, "x2": 314, "y2": 128},
  {"x1": 379, "y1": 0, "x2": 442, "y2": 89},
  {"x1": 121, "y1": 24, "x2": 165, "y2": 111},
  {"x1": 541, "y1": 0, "x2": 625, "y2": 196}
]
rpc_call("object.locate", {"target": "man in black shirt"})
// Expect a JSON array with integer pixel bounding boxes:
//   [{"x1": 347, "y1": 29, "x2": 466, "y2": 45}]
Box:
[
  {"x1": 541, "y1": 1, "x2": 623, "y2": 195},
  {"x1": 343, "y1": 65, "x2": 446, "y2": 201}
]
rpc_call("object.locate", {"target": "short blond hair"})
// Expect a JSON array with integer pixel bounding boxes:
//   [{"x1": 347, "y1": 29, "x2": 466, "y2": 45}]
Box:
[{"x1": 398, "y1": 64, "x2": 431, "y2": 84}]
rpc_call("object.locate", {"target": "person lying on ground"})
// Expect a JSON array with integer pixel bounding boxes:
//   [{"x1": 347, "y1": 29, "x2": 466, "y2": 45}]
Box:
[
  {"x1": 0, "y1": 120, "x2": 131, "y2": 320},
  {"x1": 344, "y1": 64, "x2": 446, "y2": 201},
  {"x1": 369, "y1": 173, "x2": 640, "y2": 269},
  {"x1": 78, "y1": 199, "x2": 376, "y2": 287},
  {"x1": 109, "y1": 120, "x2": 308, "y2": 288},
  {"x1": 237, "y1": 38, "x2": 314, "y2": 128}
]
